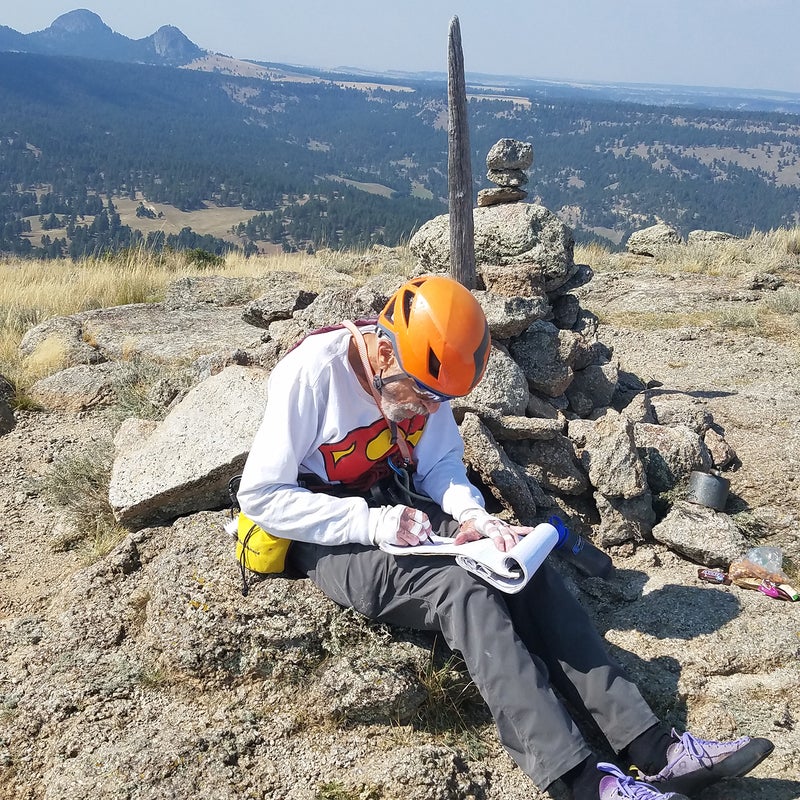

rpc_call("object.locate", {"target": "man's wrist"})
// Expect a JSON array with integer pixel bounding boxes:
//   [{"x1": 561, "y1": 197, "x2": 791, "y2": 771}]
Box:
[{"x1": 458, "y1": 506, "x2": 487, "y2": 525}]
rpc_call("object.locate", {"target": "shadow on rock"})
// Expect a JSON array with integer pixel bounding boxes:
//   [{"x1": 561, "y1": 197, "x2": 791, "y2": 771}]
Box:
[
  {"x1": 585, "y1": 568, "x2": 741, "y2": 640},
  {"x1": 702, "y1": 776, "x2": 800, "y2": 800},
  {"x1": 613, "y1": 581, "x2": 741, "y2": 640},
  {"x1": 647, "y1": 387, "x2": 738, "y2": 400}
]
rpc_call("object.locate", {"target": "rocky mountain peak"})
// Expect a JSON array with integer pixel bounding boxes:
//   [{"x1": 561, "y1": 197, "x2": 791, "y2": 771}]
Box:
[
  {"x1": 148, "y1": 24, "x2": 202, "y2": 62},
  {"x1": 1, "y1": 250, "x2": 797, "y2": 798},
  {"x1": 3, "y1": 9, "x2": 206, "y2": 66},
  {"x1": 49, "y1": 9, "x2": 110, "y2": 35},
  {"x1": 0, "y1": 24, "x2": 26, "y2": 48}
]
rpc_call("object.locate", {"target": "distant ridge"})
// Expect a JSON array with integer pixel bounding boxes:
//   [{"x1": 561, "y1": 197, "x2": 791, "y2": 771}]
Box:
[
  {"x1": 0, "y1": 9, "x2": 204, "y2": 66},
  {"x1": 319, "y1": 65, "x2": 800, "y2": 115},
  {"x1": 2, "y1": 9, "x2": 799, "y2": 114},
  {"x1": 0, "y1": 24, "x2": 26, "y2": 51}
]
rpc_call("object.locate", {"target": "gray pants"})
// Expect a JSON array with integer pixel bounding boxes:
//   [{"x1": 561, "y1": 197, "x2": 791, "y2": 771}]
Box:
[{"x1": 288, "y1": 537, "x2": 658, "y2": 789}]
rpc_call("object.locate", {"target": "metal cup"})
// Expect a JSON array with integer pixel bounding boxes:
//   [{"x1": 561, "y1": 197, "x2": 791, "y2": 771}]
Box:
[{"x1": 687, "y1": 470, "x2": 730, "y2": 511}]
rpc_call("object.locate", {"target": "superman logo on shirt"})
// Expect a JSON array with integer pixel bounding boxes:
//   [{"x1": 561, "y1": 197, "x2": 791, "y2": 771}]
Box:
[{"x1": 319, "y1": 415, "x2": 426, "y2": 487}]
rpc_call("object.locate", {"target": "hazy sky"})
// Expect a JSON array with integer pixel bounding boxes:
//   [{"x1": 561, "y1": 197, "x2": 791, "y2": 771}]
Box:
[{"x1": 4, "y1": 1, "x2": 799, "y2": 94}]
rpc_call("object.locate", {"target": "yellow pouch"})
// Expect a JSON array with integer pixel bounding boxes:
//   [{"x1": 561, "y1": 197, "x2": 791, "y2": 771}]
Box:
[{"x1": 235, "y1": 513, "x2": 290, "y2": 574}]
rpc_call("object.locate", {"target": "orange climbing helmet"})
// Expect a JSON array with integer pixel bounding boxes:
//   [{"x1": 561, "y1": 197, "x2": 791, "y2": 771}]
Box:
[{"x1": 377, "y1": 275, "x2": 491, "y2": 398}]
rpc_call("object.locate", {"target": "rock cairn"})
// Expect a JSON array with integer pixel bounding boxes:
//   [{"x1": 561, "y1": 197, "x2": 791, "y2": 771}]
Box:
[
  {"x1": 407, "y1": 149, "x2": 744, "y2": 558},
  {"x1": 477, "y1": 137, "x2": 532, "y2": 207}
]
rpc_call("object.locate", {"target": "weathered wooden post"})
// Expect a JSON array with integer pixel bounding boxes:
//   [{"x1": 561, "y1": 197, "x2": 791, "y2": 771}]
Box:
[{"x1": 447, "y1": 16, "x2": 476, "y2": 289}]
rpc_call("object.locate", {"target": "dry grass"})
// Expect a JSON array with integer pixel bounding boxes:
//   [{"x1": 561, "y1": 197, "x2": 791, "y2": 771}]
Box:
[
  {"x1": 3, "y1": 229, "x2": 796, "y2": 397},
  {"x1": 401, "y1": 644, "x2": 489, "y2": 761},
  {"x1": 0, "y1": 244, "x2": 414, "y2": 404},
  {"x1": 1, "y1": 248, "x2": 175, "y2": 394},
  {"x1": 38, "y1": 441, "x2": 128, "y2": 563},
  {"x1": 314, "y1": 783, "x2": 383, "y2": 800},
  {"x1": 600, "y1": 306, "x2": 799, "y2": 339},
  {"x1": 762, "y1": 286, "x2": 800, "y2": 314},
  {"x1": 578, "y1": 227, "x2": 800, "y2": 340},
  {"x1": 574, "y1": 240, "x2": 620, "y2": 272},
  {"x1": 414, "y1": 648, "x2": 482, "y2": 731},
  {"x1": 324, "y1": 175, "x2": 396, "y2": 198},
  {"x1": 109, "y1": 357, "x2": 194, "y2": 423},
  {"x1": 577, "y1": 226, "x2": 800, "y2": 278},
  {"x1": 600, "y1": 310, "x2": 723, "y2": 330}
]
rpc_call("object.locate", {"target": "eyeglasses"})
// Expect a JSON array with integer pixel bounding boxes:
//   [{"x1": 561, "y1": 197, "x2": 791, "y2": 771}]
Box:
[
  {"x1": 407, "y1": 375, "x2": 453, "y2": 403},
  {"x1": 376, "y1": 370, "x2": 453, "y2": 403}
]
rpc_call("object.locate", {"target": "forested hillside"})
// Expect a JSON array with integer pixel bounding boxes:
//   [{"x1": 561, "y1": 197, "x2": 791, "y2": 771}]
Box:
[{"x1": 1, "y1": 51, "x2": 799, "y2": 259}]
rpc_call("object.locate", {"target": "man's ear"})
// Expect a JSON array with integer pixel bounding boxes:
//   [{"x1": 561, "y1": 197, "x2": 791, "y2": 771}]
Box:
[{"x1": 376, "y1": 339, "x2": 396, "y2": 370}]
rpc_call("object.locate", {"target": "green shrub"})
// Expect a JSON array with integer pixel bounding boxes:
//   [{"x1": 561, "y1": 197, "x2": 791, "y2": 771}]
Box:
[{"x1": 184, "y1": 248, "x2": 225, "y2": 269}]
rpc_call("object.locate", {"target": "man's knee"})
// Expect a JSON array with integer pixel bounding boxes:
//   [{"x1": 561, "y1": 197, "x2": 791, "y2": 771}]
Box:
[{"x1": 424, "y1": 564, "x2": 508, "y2": 629}]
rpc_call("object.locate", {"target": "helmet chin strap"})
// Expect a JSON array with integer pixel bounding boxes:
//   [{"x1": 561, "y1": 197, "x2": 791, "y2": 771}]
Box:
[
  {"x1": 342, "y1": 320, "x2": 413, "y2": 465},
  {"x1": 373, "y1": 371, "x2": 406, "y2": 394}
]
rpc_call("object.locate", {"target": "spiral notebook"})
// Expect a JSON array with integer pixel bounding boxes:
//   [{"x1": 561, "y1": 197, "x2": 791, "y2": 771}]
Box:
[{"x1": 379, "y1": 522, "x2": 559, "y2": 593}]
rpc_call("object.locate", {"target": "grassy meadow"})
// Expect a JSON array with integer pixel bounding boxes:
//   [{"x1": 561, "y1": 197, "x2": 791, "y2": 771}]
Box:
[{"x1": 0, "y1": 245, "x2": 416, "y2": 401}]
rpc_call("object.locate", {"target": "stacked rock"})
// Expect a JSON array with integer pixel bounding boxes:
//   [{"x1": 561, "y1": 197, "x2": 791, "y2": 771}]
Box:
[{"x1": 477, "y1": 138, "x2": 533, "y2": 207}]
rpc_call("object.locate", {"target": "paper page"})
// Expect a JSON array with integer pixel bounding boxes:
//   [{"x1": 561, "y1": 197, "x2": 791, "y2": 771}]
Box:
[
  {"x1": 456, "y1": 524, "x2": 559, "y2": 588},
  {"x1": 379, "y1": 533, "x2": 469, "y2": 558}
]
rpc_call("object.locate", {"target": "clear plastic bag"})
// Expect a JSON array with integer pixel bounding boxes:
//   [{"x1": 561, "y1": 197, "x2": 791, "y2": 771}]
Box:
[
  {"x1": 729, "y1": 546, "x2": 789, "y2": 585},
  {"x1": 745, "y1": 546, "x2": 784, "y2": 572}
]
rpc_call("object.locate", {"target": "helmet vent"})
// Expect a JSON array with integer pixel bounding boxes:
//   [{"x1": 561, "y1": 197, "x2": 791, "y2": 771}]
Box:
[
  {"x1": 473, "y1": 325, "x2": 491, "y2": 382},
  {"x1": 427, "y1": 348, "x2": 441, "y2": 379},
  {"x1": 401, "y1": 289, "x2": 415, "y2": 325}
]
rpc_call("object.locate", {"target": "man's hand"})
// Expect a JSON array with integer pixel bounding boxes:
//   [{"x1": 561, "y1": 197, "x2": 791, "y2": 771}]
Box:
[
  {"x1": 456, "y1": 508, "x2": 530, "y2": 552},
  {"x1": 369, "y1": 504, "x2": 433, "y2": 547}
]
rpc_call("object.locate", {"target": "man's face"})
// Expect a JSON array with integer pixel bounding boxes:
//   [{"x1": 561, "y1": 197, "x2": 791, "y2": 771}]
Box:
[{"x1": 379, "y1": 364, "x2": 442, "y2": 422}]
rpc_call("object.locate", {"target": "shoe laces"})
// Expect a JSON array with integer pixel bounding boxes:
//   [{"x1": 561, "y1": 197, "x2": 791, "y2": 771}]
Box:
[
  {"x1": 669, "y1": 729, "x2": 723, "y2": 769},
  {"x1": 598, "y1": 763, "x2": 668, "y2": 799}
]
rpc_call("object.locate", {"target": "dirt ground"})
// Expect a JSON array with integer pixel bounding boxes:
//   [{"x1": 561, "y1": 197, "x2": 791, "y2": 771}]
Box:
[{"x1": 0, "y1": 411, "x2": 101, "y2": 617}]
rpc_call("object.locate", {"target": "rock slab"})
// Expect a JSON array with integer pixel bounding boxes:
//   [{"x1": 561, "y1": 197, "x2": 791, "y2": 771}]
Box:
[{"x1": 109, "y1": 365, "x2": 269, "y2": 528}]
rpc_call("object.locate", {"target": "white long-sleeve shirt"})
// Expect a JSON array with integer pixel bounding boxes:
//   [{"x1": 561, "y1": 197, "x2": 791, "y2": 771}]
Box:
[{"x1": 237, "y1": 324, "x2": 485, "y2": 546}]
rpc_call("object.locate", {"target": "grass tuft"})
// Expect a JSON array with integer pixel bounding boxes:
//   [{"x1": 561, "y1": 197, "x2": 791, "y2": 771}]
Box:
[
  {"x1": 315, "y1": 783, "x2": 383, "y2": 800},
  {"x1": 412, "y1": 643, "x2": 486, "y2": 755},
  {"x1": 110, "y1": 357, "x2": 193, "y2": 423},
  {"x1": 574, "y1": 241, "x2": 618, "y2": 272},
  {"x1": 37, "y1": 441, "x2": 126, "y2": 563},
  {"x1": 762, "y1": 287, "x2": 800, "y2": 315},
  {"x1": 136, "y1": 662, "x2": 171, "y2": 689},
  {"x1": 717, "y1": 308, "x2": 760, "y2": 331}
]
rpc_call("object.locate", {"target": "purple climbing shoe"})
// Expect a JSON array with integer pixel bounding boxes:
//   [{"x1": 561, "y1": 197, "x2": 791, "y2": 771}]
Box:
[
  {"x1": 641, "y1": 729, "x2": 774, "y2": 794},
  {"x1": 598, "y1": 763, "x2": 689, "y2": 799}
]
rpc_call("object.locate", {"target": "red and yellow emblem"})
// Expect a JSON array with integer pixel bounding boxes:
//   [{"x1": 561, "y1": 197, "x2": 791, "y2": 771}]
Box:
[{"x1": 319, "y1": 415, "x2": 426, "y2": 488}]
